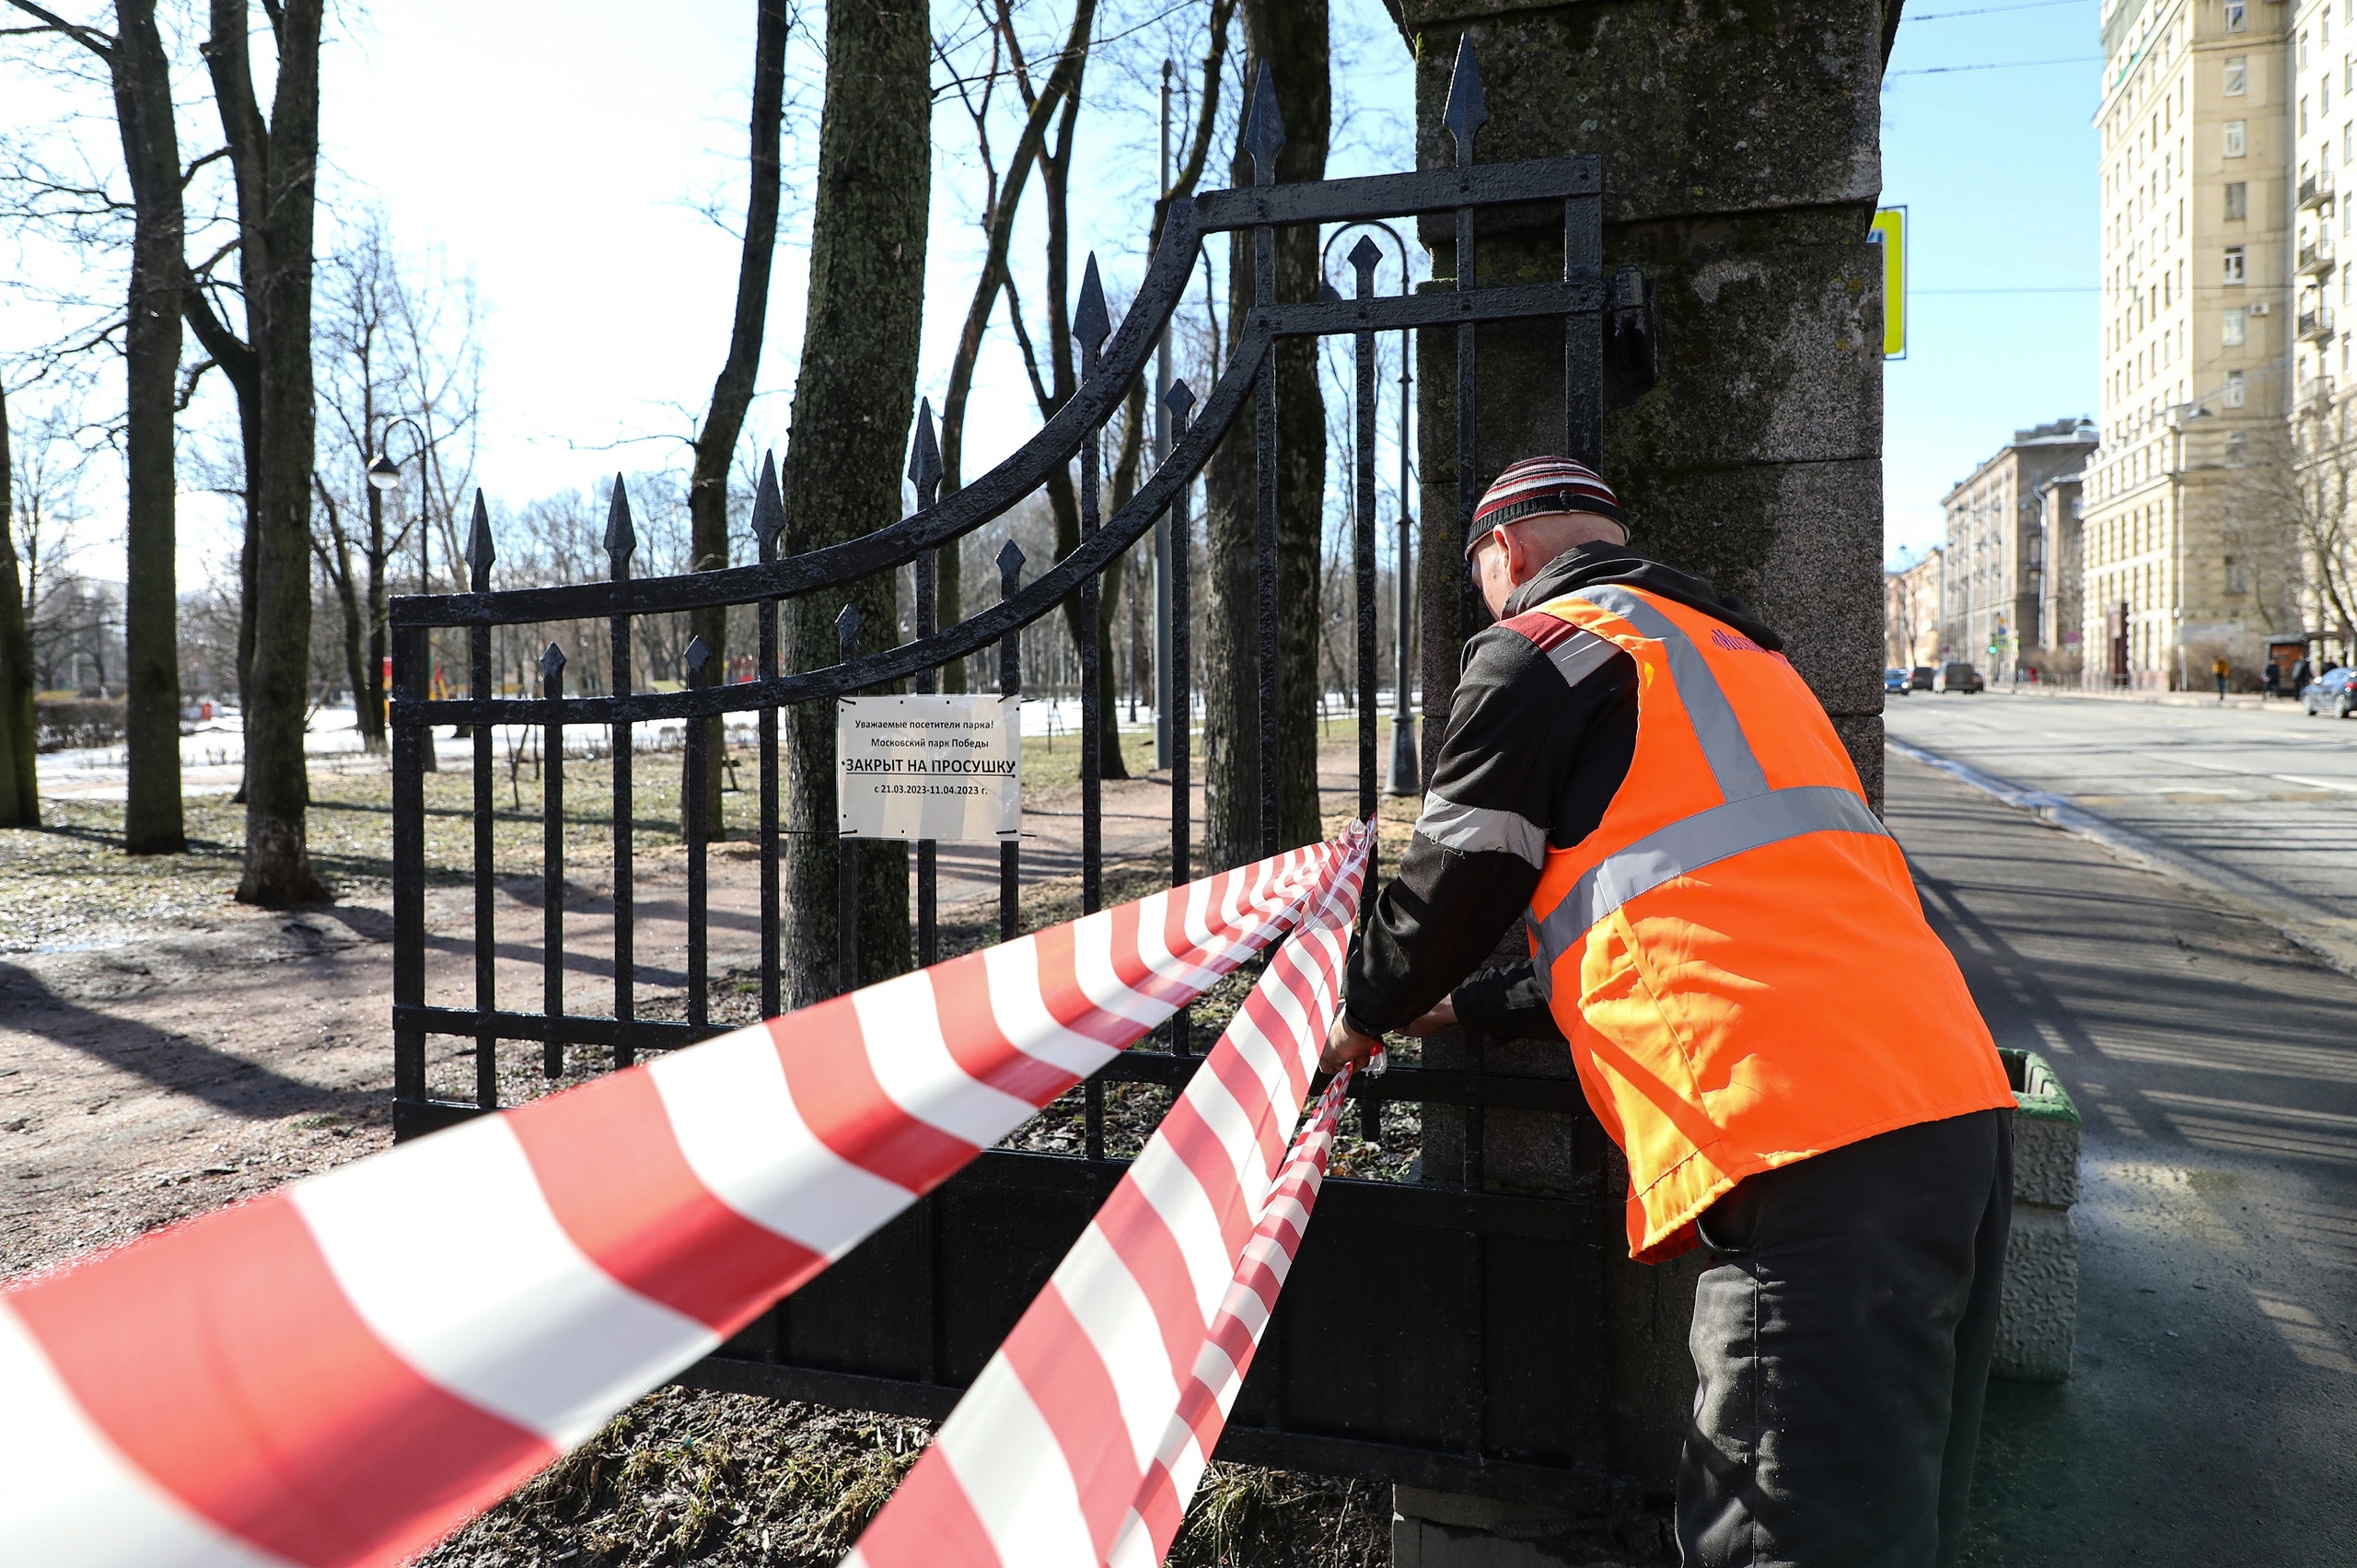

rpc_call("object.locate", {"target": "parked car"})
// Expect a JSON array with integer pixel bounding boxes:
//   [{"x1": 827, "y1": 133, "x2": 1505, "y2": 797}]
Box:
[
  {"x1": 2303, "y1": 665, "x2": 2357, "y2": 718},
  {"x1": 1909, "y1": 666, "x2": 1937, "y2": 691},
  {"x1": 1933, "y1": 661, "x2": 1985, "y2": 693},
  {"x1": 1885, "y1": 668, "x2": 1911, "y2": 695}
]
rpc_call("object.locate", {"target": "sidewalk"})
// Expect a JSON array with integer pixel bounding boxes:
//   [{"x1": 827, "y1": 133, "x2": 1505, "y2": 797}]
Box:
[{"x1": 1887, "y1": 753, "x2": 2357, "y2": 1566}]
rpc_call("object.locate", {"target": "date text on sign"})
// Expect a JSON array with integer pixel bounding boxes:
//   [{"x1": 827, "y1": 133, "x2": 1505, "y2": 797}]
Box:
[{"x1": 836, "y1": 693, "x2": 1023, "y2": 842}]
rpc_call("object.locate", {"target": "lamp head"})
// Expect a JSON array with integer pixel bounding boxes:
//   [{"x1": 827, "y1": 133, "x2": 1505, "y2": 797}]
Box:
[{"x1": 366, "y1": 455, "x2": 401, "y2": 492}]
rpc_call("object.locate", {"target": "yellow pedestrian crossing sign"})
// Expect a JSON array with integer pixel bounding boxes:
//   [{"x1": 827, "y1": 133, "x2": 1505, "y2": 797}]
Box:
[{"x1": 1869, "y1": 207, "x2": 1906, "y2": 360}]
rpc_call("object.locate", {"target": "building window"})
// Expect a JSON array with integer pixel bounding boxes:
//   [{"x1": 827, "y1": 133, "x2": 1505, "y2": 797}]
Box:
[
  {"x1": 2225, "y1": 369, "x2": 2248, "y2": 407},
  {"x1": 2228, "y1": 2, "x2": 2248, "y2": 32},
  {"x1": 2226, "y1": 55, "x2": 2247, "y2": 94},
  {"x1": 2303, "y1": 29, "x2": 2312, "y2": 70},
  {"x1": 2305, "y1": 98, "x2": 2313, "y2": 136},
  {"x1": 2225, "y1": 180, "x2": 2248, "y2": 219},
  {"x1": 2224, "y1": 306, "x2": 2247, "y2": 345},
  {"x1": 2224, "y1": 246, "x2": 2247, "y2": 283},
  {"x1": 2225, "y1": 120, "x2": 2247, "y2": 157},
  {"x1": 2227, "y1": 558, "x2": 2249, "y2": 594},
  {"x1": 2347, "y1": 122, "x2": 2354, "y2": 164}
]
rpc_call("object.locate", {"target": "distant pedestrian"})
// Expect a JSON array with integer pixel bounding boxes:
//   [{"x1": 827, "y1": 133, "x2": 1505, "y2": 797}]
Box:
[
  {"x1": 2265, "y1": 662, "x2": 2282, "y2": 701},
  {"x1": 2294, "y1": 656, "x2": 2316, "y2": 692},
  {"x1": 2213, "y1": 655, "x2": 2231, "y2": 701}
]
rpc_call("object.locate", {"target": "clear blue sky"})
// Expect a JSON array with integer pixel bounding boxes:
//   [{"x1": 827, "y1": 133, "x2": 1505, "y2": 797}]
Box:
[{"x1": 1879, "y1": 0, "x2": 2103, "y2": 565}]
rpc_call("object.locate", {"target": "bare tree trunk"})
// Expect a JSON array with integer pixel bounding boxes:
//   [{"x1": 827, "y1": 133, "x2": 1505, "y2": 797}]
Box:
[
  {"x1": 0, "y1": 382, "x2": 37, "y2": 827},
  {"x1": 313, "y1": 477, "x2": 367, "y2": 729},
  {"x1": 688, "y1": 0, "x2": 789, "y2": 841},
  {"x1": 1267, "y1": 0, "x2": 1328, "y2": 850},
  {"x1": 110, "y1": 0, "x2": 186, "y2": 851},
  {"x1": 1202, "y1": 6, "x2": 1328, "y2": 866},
  {"x1": 205, "y1": 0, "x2": 326, "y2": 905},
  {"x1": 779, "y1": 0, "x2": 929, "y2": 1005}
]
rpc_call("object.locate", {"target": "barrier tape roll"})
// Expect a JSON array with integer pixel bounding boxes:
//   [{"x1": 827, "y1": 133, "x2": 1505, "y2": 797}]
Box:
[
  {"x1": 0, "y1": 835, "x2": 1362, "y2": 1568},
  {"x1": 847, "y1": 824, "x2": 1372, "y2": 1568}
]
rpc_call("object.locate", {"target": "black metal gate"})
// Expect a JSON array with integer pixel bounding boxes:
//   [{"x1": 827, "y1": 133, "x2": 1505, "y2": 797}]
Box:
[{"x1": 389, "y1": 49, "x2": 1637, "y2": 1516}]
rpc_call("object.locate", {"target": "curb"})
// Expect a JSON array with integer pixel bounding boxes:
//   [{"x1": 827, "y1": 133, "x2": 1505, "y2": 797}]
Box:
[{"x1": 1885, "y1": 737, "x2": 2357, "y2": 982}]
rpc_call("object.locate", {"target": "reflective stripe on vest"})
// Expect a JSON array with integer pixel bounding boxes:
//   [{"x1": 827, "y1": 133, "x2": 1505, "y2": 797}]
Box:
[
  {"x1": 1575, "y1": 586, "x2": 1770, "y2": 802},
  {"x1": 1527, "y1": 587, "x2": 1888, "y2": 993},
  {"x1": 1530, "y1": 785, "x2": 1887, "y2": 980}
]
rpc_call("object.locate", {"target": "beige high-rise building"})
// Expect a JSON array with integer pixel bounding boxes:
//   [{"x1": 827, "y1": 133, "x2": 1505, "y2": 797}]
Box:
[
  {"x1": 2083, "y1": 0, "x2": 2291, "y2": 689},
  {"x1": 2289, "y1": 0, "x2": 2357, "y2": 664}
]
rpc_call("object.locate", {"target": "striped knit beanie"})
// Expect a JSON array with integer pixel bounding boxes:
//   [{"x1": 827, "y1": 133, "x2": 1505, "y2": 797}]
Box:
[{"x1": 1467, "y1": 457, "x2": 1624, "y2": 555}]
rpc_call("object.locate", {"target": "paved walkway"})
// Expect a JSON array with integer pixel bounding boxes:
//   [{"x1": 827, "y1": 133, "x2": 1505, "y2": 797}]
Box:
[{"x1": 1887, "y1": 753, "x2": 2357, "y2": 1565}]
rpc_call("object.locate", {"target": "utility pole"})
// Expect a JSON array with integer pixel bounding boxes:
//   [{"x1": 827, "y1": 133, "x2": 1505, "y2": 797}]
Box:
[{"x1": 1154, "y1": 58, "x2": 1176, "y2": 771}]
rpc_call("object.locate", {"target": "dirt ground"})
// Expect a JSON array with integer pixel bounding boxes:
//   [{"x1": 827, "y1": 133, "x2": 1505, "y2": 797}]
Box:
[{"x1": 0, "y1": 730, "x2": 1418, "y2": 1565}]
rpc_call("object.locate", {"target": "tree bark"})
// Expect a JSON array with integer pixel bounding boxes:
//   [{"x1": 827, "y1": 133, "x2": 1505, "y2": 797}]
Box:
[
  {"x1": 779, "y1": 0, "x2": 930, "y2": 1005},
  {"x1": 108, "y1": 0, "x2": 186, "y2": 851},
  {"x1": 688, "y1": 0, "x2": 789, "y2": 840},
  {"x1": 1202, "y1": 5, "x2": 1328, "y2": 867},
  {"x1": 312, "y1": 476, "x2": 367, "y2": 726},
  {"x1": 0, "y1": 382, "x2": 38, "y2": 827},
  {"x1": 204, "y1": 0, "x2": 326, "y2": 905}
]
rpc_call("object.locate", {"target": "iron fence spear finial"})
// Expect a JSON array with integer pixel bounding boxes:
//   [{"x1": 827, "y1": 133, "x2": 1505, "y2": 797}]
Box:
[
  {"x1": 1244, "y1": 62, "x2": 1284, "y2": 184},
  {"x1": 752, "y1": 450, "x2": 784, "y2": 552},
  {"x1": 684, "y1": 634, "x2": 713, "y2": 679},
  {"x1": 603, "y1": 473, "x2": 637, "y2": 568},
  {"x1": 995, "y1": 537, "x2": 1026, "y2": 580},
  {"x1": 908, "y1": 400, "x2": 944, "y2": 508},
  {"x1": 464, "y1": 489, "x2": 495, "y2": 589},
  {"x1": 1073, "y1": 256, "x2": 1111, "y2": 354},
  {"x1": 539, "y1": 642, "x2": 566, "y2": 681},
  {"x1": 1164, "y1": 377, "x2": 1195, "y2": 423},
  {"x1": 835, "y1": 601, "x2": 863, "y2": 655},
  {"x1": 1349, "y1": 233, "x2": 1384, "y2": 293},
  {"x1": 1444, "y1": 35, "x2": 1488, "y2": 167}
]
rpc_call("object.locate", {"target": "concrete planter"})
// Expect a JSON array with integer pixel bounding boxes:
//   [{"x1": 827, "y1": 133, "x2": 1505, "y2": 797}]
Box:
[{"x1": 1994, "y1": 1048, "x2": 2081, "y2": 1382}]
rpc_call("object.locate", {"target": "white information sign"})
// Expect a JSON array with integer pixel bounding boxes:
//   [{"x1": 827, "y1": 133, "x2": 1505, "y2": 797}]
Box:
[{"x1": 836, "y1": 693, "x2": 1023, "y2": 842}]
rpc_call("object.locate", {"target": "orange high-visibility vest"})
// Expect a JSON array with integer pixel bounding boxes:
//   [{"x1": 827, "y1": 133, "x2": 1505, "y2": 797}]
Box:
[{"x1": 1514, "y1": 584, "x2": 2012, "y2": 1262}]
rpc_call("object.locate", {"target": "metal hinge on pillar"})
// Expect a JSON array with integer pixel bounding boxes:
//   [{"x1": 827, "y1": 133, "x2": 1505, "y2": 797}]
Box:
[{"x1": 1606, "y1": 265, "x2": 1659, "y2": 403}]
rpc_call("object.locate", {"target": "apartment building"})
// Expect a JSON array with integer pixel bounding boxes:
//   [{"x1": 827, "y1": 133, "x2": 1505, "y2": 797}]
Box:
[
  {"x1": 2036, "y1": 468, "x2": 2090, "y2": 678},
  {"x1": 2289, "y1": 0, "x2": 2357, "y2": 662},
  {"x1": 1887, "y1": 550, "x2": 1945, "y2": 669},
  {"x1": 2082, "y1": 0, "x2": 2291, "y2": 688},
  {"x1": 1941, "y1": 419, "x2": 2099, "y2": 679}
]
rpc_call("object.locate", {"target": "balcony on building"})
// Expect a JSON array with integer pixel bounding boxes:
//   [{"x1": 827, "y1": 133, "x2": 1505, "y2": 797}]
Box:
[
  {"x1": 2300, "y1": 236, "x2": 2338, "y2": 278},
  {"x1": 2299, "y1": 373, "x2": 2337, "y2": 410},
  {"x1": 2299, "y1": 304, "x2": 2336, "y2": 343},
  {"x1": 2301, "y1": 168, "x2": 2337, "y2": 211}
]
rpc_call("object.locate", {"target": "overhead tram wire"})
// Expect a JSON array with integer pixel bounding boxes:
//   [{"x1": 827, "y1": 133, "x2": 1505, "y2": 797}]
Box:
[
  {"x1": 1887, "y1": 57, "x2": 2103, "y2": 76},
  {"x1": 1907, "y1": 0, "x2": 2093, "y2": 19}
]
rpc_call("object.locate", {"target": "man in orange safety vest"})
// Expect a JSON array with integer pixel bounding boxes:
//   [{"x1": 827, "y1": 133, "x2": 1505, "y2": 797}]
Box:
[{"x1": 1322, "y1": 456, "x2": 2016, "y2": 1568}]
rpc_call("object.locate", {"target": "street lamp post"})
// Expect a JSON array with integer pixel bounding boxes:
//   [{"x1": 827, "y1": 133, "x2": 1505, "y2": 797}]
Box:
[
  {"x1": 1319, "y1": 220, "x2": 1421, "y2": 796},
  {"x1": 369, "y1": 417, "x2": 434, "y2": 770}
]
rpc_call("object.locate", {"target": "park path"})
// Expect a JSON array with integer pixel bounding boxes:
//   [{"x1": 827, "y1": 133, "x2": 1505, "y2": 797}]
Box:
[{"x1": 0, "y1": 731, "x2": 1401, "y2": 1272}]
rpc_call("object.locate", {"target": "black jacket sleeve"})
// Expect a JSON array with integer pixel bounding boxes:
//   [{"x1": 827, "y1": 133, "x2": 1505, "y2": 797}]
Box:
[{"x1": 1341, "y1": 614, "x2": 1637, "y2": 1039}]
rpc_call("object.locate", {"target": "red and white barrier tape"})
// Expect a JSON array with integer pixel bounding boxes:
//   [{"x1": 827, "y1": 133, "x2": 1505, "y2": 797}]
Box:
[
  {"x1": 847, "y1": 824, "x2": 1372, "y2": 1568},
  {"x1": 0, "y1": 835, "x2": 1360, "y2": 1568}
]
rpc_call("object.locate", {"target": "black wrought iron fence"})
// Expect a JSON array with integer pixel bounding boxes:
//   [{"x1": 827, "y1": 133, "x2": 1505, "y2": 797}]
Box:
[{"x1": 388, "y1": 48, "x2": 1643, "y2": 1511}]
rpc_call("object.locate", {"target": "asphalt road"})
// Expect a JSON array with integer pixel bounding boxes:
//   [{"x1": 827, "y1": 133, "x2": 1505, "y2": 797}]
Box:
[
  {"x1": 1884, "y1": 691, "x2": 2357, "y2": 967},
  {"x1": 1882, "y1": 752, "x2": 2357, "y2": 1564}
]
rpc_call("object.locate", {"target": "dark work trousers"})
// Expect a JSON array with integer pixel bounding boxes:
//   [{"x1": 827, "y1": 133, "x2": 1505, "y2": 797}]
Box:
[{"x1": 1675, "y1": 1109, "x2": 2013, "y2": 1568}]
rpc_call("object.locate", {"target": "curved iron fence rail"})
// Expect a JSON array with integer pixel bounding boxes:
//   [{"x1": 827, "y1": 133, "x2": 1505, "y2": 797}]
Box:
[{"x1": 388, "y1": 54, "x2": 1632, "y2": 1508}]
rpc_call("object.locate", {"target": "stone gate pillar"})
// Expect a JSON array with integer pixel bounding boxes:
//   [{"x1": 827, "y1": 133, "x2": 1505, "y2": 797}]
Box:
[
  {"x1": 1395, "y1": 6, "x2": 1893, "y2": 1561},
  {"x1": 1406, "y1": 1, "x2": 1891, "y2": 807}
]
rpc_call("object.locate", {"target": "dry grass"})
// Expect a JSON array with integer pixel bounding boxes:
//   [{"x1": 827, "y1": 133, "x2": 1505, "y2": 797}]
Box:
[{"x1": 419, "y1": 1386, "x2": 1390, "y2": 1568}]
